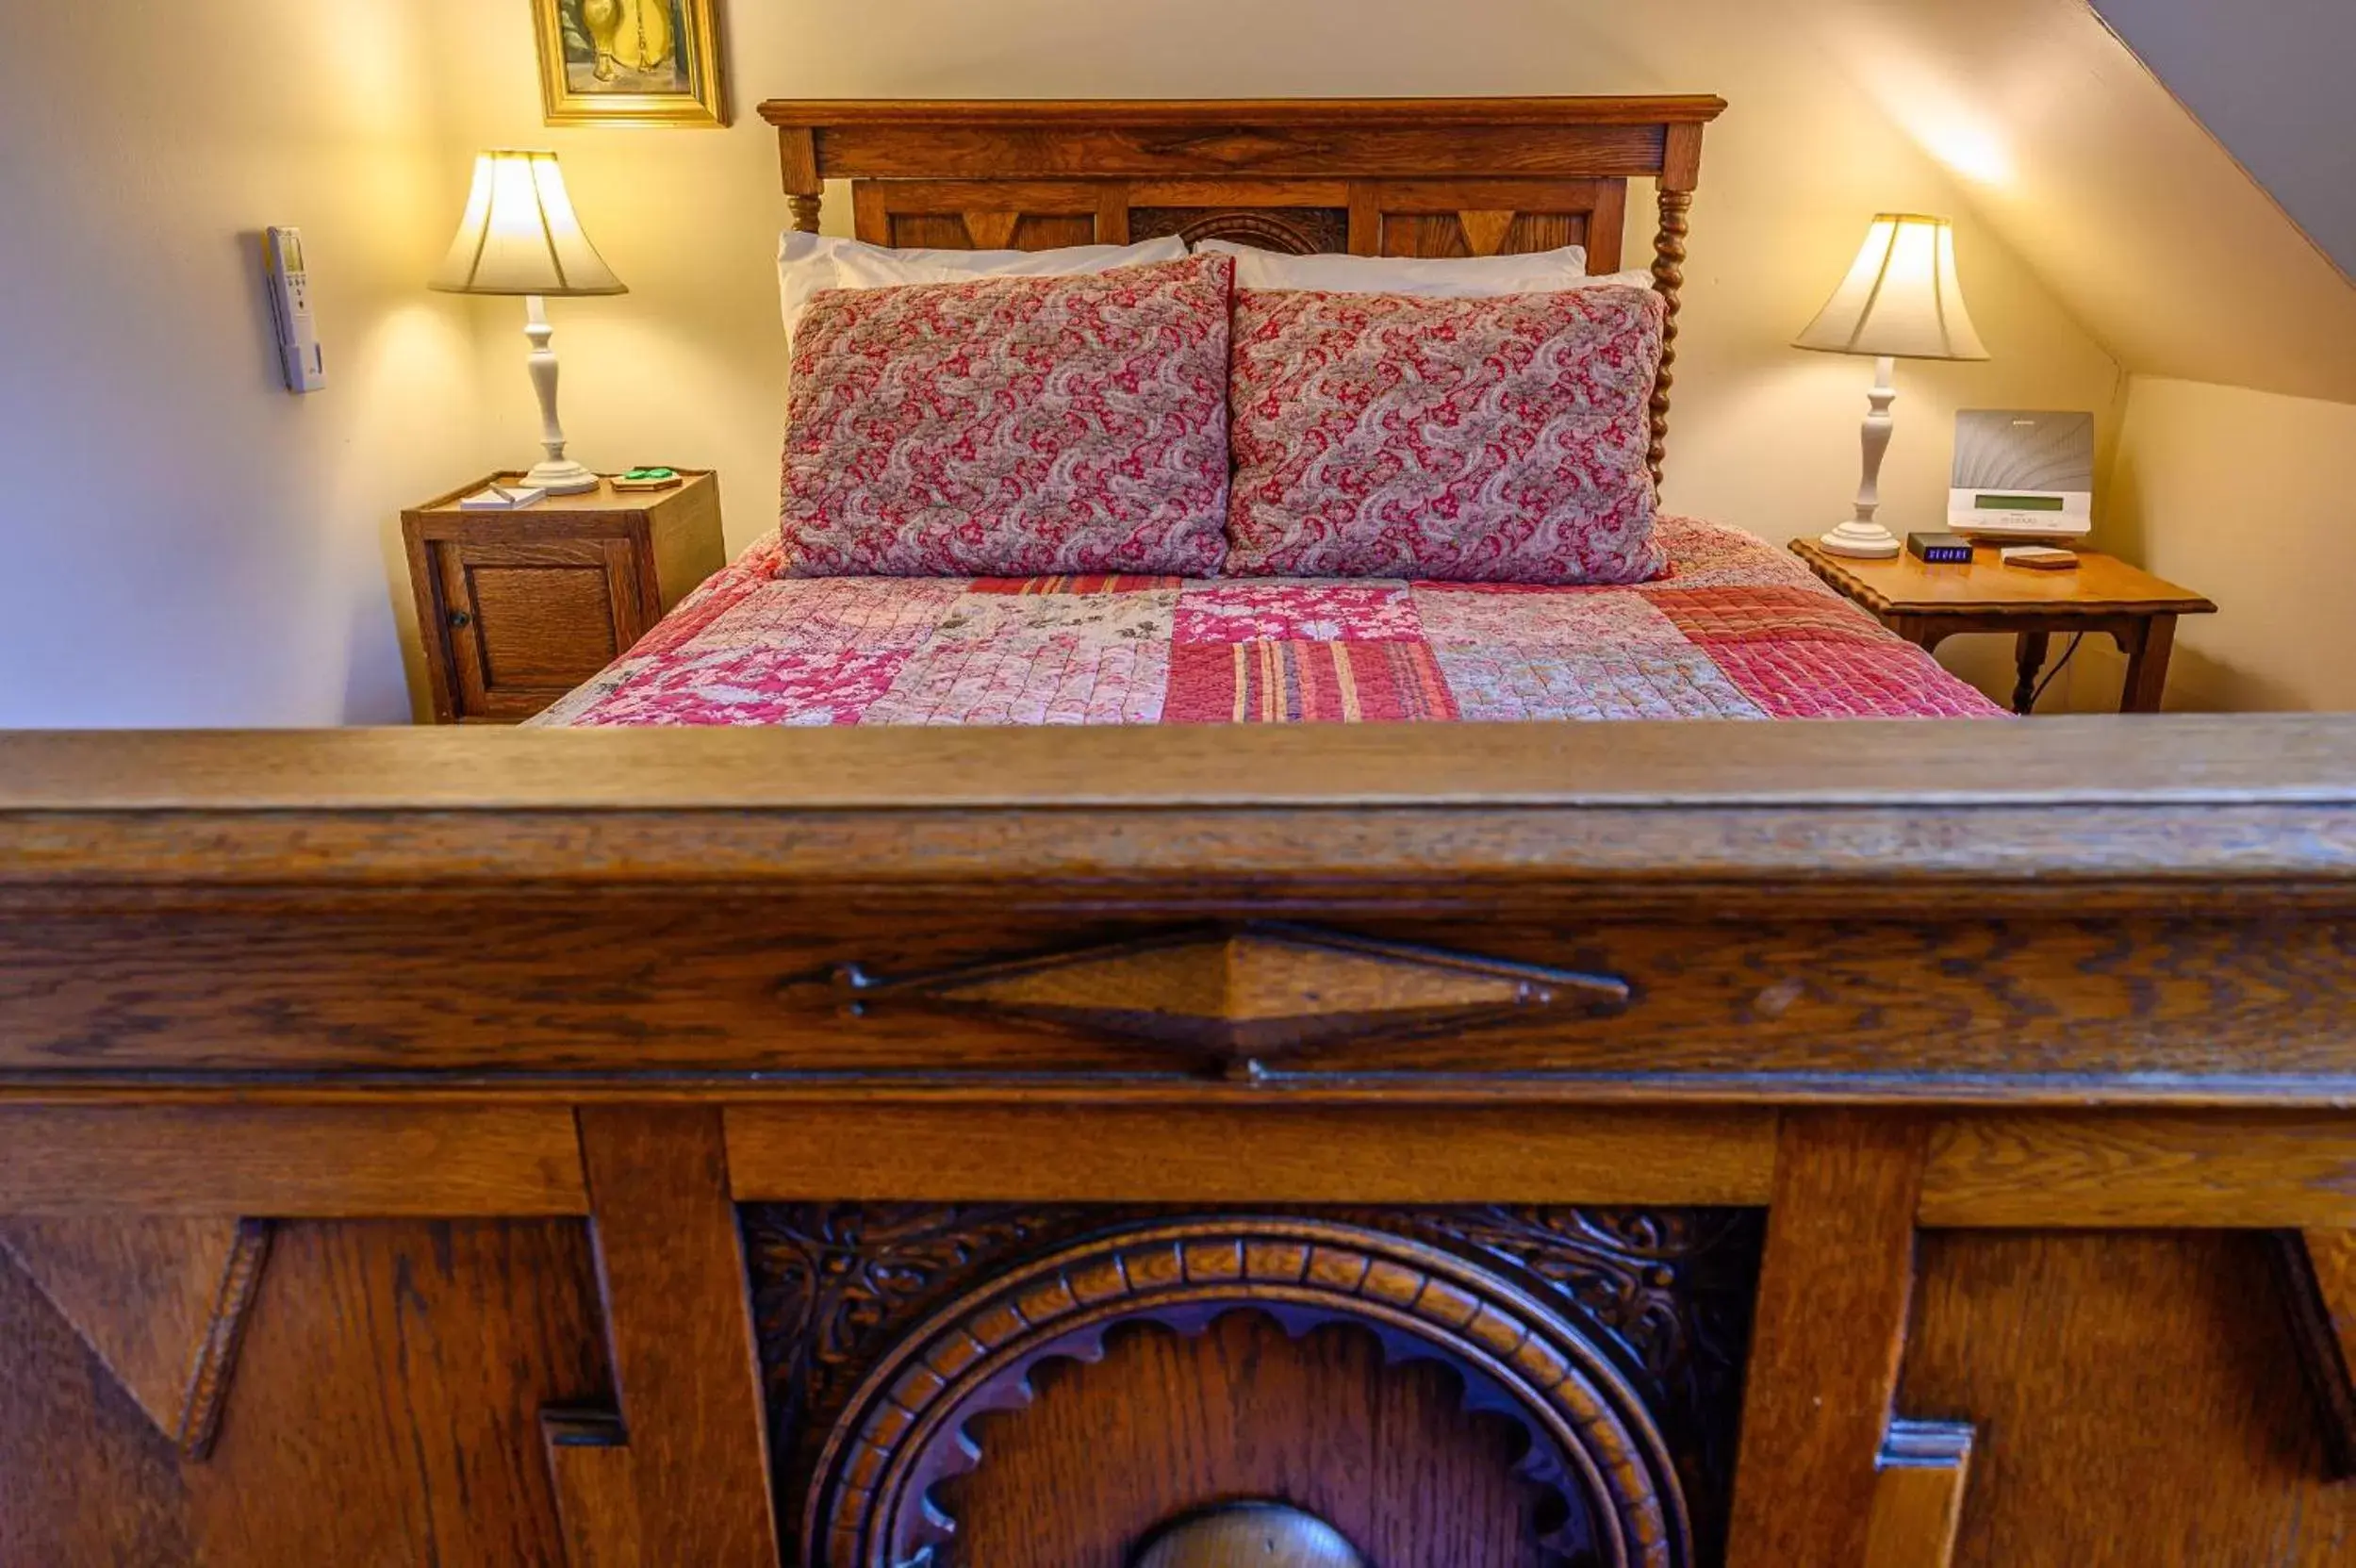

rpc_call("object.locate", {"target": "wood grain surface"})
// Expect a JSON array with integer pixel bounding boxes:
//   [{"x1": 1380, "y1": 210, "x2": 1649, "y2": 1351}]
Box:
[
  {"x1": 1866, "y1": 1461, "x2": 1970, "y2": 1568},
  {"x1": 0, "y1": 1215, "x2": 267, "y2": 1456},
  {"x1": 0, "y1": 1106, "x2": 587, "y2": 1214},
  {"x1": 456, "y1": 547, "x2": 624, "y2": 677},
  {"x1": 1901, "y1": 1231, "x2": 2356, "y2": 1563},
  {"x1": 760, "y1": 96, "x2": 1730, "y2": 128},
  {"x1": 933, "y1": 1312, "x2": 1555, "y2": 1565},
  {"x1": 4, "y1": 716, "x2": 2348, "y2": 812},
  {"x1": 1920, "y1": 1114, "x2": 2356, "y2": 1227},
  {"x1": 543, "y1": 1412, "x2": 645, "y2": 1568},
  {"x1": 725, "y1": 1103, "x2": 1774, "y2": 1203},
  {"x1": 1789, "y1": 540, "x2": 2216, "y2": 617},
  {"x1": 1865, "y1": 1421, "x2": 1975, "y2": 1568},
  {"x1": 0, "y1": 1218, "x2": 612, "y2": 1566},
  {"x1": 2303, "y1": 1231, "x2": 2356, "y2": 1407},
  {"x1": 0, "y1": 1243, "x2": 194, "y2": 1566},
  {"x1": 816, "y1": 121, "x2": 1682, "y2": 180},
  {"x1": 2281, "y1": 1229, "x2": 2356, "y2": 1476},
  {"x1": 1728, "y1": 1113, "x2": 1928, "y2": 1568},
  {"x1": 576, "y1": 1108, "x2": 778, "y2": 1566},
  {"x1": 195, "y1": 1221, "x2": 607, "y2": 1564},
  {"x1": 4, "y1": 902, "x2": 2351, "y2": 1103},
  {"x1": 3, "y1": 802, "x2": 2347, "y2": 912}
]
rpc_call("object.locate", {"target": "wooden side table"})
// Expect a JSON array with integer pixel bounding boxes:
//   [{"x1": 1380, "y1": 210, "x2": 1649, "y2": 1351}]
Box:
[
  {"x1": 1789, "y1": 540, "x2": 2216, "y2": 714},
  {"x1": 403, "y1": 471, "x2": 724, "y2": 723}
]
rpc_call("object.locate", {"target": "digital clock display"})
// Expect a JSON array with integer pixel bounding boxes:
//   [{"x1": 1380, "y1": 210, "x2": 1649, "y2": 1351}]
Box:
[{"x1": 1974, "y1": 494, "x2": 2067, "y2": 512}]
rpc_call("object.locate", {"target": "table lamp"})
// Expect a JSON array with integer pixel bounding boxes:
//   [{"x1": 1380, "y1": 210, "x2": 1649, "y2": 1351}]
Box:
[
  {"x1": 431, "y1": 151, "x2": 626, "y2": 495},
  {"x1": 1794, "y1": 214, "x2": 1988, "y2": 558}
]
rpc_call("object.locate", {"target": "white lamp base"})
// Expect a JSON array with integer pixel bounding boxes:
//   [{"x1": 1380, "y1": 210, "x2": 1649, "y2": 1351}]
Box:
[
  {"x1": 1820, "y1": 355, "x2": 1904, "y2": 560},
  {"x1": 522, "y1": 457, "x2": 601, "y2": 495},
  {"x1": 1819, "y1": 520, "x2": 1902, "y2": 558},
  {"x1": 519, "y1": 295, "x2": 600, "y2": 497}
]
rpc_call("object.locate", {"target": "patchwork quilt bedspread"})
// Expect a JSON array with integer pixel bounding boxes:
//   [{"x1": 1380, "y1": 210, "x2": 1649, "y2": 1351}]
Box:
[{"x1": 536, "y1": 516, "x2": 2003, "y2": 726}]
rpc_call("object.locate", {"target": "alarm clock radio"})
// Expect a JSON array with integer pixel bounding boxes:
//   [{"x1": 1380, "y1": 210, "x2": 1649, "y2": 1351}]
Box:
[{"x1": 1949, "y1": 410, "x2": 2093, "y2": 542}]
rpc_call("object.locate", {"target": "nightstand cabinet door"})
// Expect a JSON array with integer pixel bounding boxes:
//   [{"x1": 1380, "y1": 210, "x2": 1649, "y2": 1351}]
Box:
[
  {"x1": 404, "y1": 471, "x2": 724, "y2": 725},
  {"x1": 431, "y1": 536, "x2": 650, "y2": 723}
]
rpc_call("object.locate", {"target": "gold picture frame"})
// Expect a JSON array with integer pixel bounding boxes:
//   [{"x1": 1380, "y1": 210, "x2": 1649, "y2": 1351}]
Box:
[{"x1": 533, "y1": 0, "x2": 729, "y2": 128}]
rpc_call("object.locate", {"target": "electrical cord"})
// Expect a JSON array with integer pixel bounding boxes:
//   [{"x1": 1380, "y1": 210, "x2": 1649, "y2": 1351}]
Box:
[{"x1": 2028, "y1": 632, "x2": 2084, "y2": 712}]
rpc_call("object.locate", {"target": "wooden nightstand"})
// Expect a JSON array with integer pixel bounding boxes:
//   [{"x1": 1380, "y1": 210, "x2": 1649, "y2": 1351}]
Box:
[
  {"x1": 403, "y1": 471, "x2": 724, "y2": 723},
  {"x1": 1789, "y1": 539, "x2": 2216, "y2": 714}
]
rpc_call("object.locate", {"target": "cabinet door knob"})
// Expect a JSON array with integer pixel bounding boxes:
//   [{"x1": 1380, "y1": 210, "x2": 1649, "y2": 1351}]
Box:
[{"x1": 447, "y1": 609, "x2": 473, "y2": 629}]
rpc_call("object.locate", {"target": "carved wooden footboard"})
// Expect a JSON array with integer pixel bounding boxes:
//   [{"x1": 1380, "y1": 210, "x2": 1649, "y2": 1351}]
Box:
[{"x1": 2, "y1": 718, "x2": 2354, "y2": 1564}]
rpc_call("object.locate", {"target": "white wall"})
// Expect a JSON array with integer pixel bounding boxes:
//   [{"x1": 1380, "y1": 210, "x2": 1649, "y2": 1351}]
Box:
[
  {"x1": 0, "y1": 1, "x2": 485, "y2": 725},
  {"x1": 2102, "y1": 377, "x2": 2356, "y2": 712}
]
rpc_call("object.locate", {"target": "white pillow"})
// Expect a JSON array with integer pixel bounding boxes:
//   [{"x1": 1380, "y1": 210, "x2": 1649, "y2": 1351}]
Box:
[
  {"x1": 1194, "y1": 239, "x2": 1589, "y2": 296},
  {"x1": 1574, "y1": 270, "x2": 1660, "y2": 289},
  {"x1": 777, "y1": 230, "x2": 1189, "y2": 349}
]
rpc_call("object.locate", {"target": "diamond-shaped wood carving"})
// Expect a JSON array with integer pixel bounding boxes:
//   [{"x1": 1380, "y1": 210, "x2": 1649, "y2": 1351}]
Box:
[
  {"x1": 829, "y1": 923, "x2": 1627, "y2": 1073},
  {"x1": 1144, "y1": 129, "x2": 1324, "y2": 170}
]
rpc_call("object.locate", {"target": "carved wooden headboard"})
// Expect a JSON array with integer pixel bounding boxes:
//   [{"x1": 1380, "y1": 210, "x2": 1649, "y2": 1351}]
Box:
[{"x1": 757, "y1": 96, "x2": 1726, "y2": 483}]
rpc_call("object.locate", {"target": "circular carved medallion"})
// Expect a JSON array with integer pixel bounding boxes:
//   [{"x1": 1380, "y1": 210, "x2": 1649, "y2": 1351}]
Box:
[{"x1": 805, "y1": 1217, "x2": 1690, "y2": 1567}]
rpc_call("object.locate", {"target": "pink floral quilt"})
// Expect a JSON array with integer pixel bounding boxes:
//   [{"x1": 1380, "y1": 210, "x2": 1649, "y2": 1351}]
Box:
[{"x1": 535, "y1": 516, "x2": 2004, "y2": 727}]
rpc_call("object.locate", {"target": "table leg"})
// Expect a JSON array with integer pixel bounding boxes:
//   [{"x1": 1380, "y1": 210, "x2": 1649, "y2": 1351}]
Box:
[
  {"x1": 2011, "y1": 631, "x2": 2051, "y2": 716},
  {"x1": 2119, "y1": 615, "x2": 2178, "y2": 714},
  {"x1": 1886, "y1": 616, "x2": 1948, "y2": 652}
]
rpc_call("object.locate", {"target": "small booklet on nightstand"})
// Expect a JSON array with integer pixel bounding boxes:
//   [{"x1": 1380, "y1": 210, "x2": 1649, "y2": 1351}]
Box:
[{"x1": 457, "y1": 483, "x2": 549, "y2": 511}]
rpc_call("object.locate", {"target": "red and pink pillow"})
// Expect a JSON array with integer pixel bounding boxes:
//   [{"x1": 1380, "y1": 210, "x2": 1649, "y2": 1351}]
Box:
[
  {"x1": 1225, "y1": 284, "x2": 1668, "y2": 583},
  {"x1": 779, "y1": 253, "x2": 1232, "y2": 577}
]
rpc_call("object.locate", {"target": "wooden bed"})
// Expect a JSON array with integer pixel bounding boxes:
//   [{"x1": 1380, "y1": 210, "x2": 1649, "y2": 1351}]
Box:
[{"x1": 4, "y1": 99, "x2": 2356, "y2": 1568}]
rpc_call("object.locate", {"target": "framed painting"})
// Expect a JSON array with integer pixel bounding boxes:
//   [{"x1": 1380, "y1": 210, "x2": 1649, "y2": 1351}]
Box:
[{"x1": 533, "y1": 0, "x2": 729, "y2": 127}]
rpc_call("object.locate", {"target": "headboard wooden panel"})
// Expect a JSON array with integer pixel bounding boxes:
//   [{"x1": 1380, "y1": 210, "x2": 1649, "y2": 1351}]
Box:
[{"x1": 759, "y1": 96, "x2": 1725, "y2": 484}]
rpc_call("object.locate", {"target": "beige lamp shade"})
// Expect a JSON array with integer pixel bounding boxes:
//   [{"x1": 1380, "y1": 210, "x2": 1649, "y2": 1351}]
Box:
[
  {"x1": 1794, "y1": 214, "x2": 1985, "y2": 361},
  {"x1": 430, "y1": 151, "x2": 625, "y2": 297}
]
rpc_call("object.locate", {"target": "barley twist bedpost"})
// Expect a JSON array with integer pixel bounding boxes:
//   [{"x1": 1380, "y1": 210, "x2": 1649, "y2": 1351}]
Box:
[
  {"x1": 1648, "y1": 191, "x2": 1690, "y2": 487},
  {"x1": 1650, "y1": 121, "x2": 1705, "y2": 489}
]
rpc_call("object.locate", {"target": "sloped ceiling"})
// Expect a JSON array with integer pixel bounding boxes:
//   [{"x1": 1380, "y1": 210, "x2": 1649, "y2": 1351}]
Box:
[
  {"x1": 2092, "y1": 0, "x2": 2356, "y2": 281},
  {"x1": 1797, "y1": 0, "x2": 2356, "y2": 404}
]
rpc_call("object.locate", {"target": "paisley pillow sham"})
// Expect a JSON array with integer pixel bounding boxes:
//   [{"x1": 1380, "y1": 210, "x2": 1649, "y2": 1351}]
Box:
[
  {"x1": 780, "y1": 254, "x2": 1234, "y2": 578},
  {"x1": 1225, "y1": 282, "x2": 1668, "y2": 583}
]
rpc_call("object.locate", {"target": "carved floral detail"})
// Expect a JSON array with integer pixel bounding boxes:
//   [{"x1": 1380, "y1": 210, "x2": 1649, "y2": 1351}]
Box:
[
  {"x1": 1365, "y1": 1206, "x2": 1760, "y2": 1558},
  {"x1": 744, "y1": 1204, "x2": 1093, "y2": 1470}
]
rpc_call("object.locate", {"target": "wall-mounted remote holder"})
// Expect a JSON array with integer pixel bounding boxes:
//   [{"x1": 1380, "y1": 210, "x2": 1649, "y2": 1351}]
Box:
[{"x1": 263, "y1": 226, "x2": 326, "y2": 393}]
